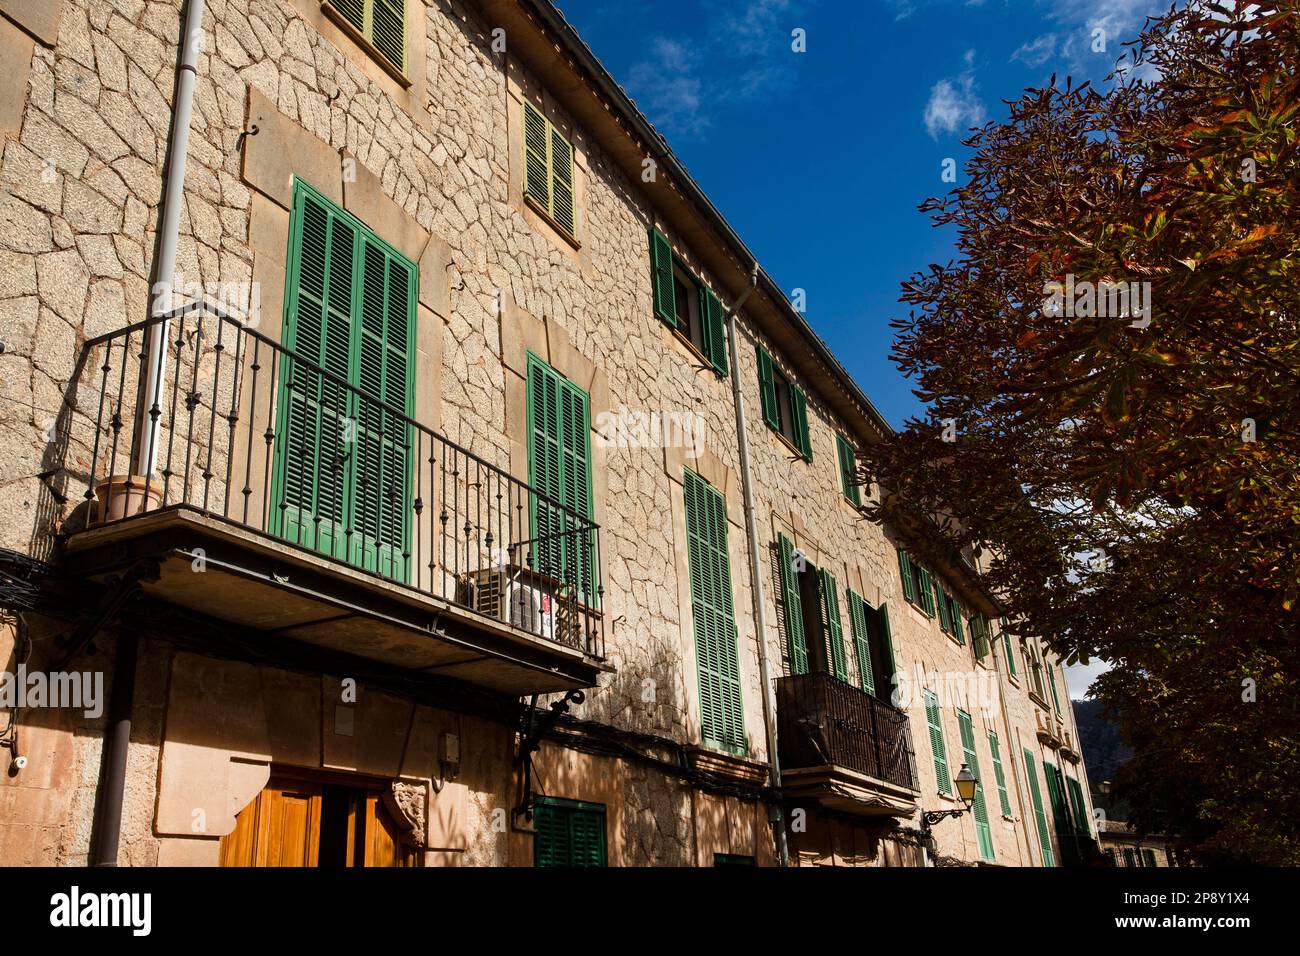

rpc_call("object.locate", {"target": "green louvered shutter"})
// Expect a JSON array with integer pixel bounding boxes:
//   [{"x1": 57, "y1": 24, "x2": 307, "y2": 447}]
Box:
[
  {"x1": 371, "y1": 0, "x2": 405, "y2": 73},
  {"x1": 523, "y1": 101, "x2": 551, "y2": 213},
  {"x1": 1123, "y1": 847, "x2": 1136, "y2": 867},
  {"x1": 818, "y1": 569, "x2": 848, "y2": 682},
  {"x1": 1047, "y1": 662, "x2": 1062, "y2": 711},
  {"x1": 777, "y1": 533, "x2": 808, "y2": 674},
  {"x1": 790, "y1": 384, "x2": 812, "y2": 460},
  {"x1": 526, "y1": 354, "x2": 595, "y2": 603},
  {"x1": 757, "y1": 345, "x2": 779, "y2": 429},
  {"x1": 879, "y1": 602, "x2": 898, "y2": 696},
  {"x1": 1023, "y1": 749, "x2": 1056, "y2": 866},
  {"x1": 848, "y1": 589, "x2": 874, "y2": 696},
  {"x1": 935, "y1": 582, "x2": 952, "y2": 631},
  {"x1": 549, "y1": 126, "x2": 575, "y2": 235},
  {"x1": 973, "y1": 614, "x2": 990, "y2": 660},
  {"x1": 1141, "y1": 848, "x2": 1157, "y2": 868},
  {"x1": 959, "y1": 710, "x2": 995, "y2": 861},
  {"x1": 917, "y1": 566, "x2": 935, "y2": 617},
  {"x1": 1001, "y1": 619, "x2": 1017, "y2": 676},
  {"x1": 1066, "y1": 775, "x2": 1091, "y2": 835},
  {"x1": 700, "y1": 286, "x2": 728, "y2": 376},
  {"x1": 897, "y1": 549, "x2": 916, "y2": 604},
  {"x1": 1043, "y1": 760, "x2": 1073, "y2": 863},
  {"x1": 952, "y1": 603, "x2": 966, "y2": 644},
  {"x1": 351, "y1": 234, "x2": 414, "y2": 582},
  {"x1": 273, "y1": 182, "x2": 414, "y2": 582},
  {"x1": 988, "y1": 732, "x2": 1012, "y2": 817},
  {"x1": 685, "y1": 470, "x2": 745, "y2": 755},
  {"x1": 836, "y1": 434, "x2": 860, "y2": 505},
  {"x1": 534, "y1": 797, "x2": 607, "y2": 867},
  {"x1": 924, "y1": 690, "x2": 951, "y2": 795},
  {"x1": 649, "y1": 229, "x2": 676, "y2": 327}
]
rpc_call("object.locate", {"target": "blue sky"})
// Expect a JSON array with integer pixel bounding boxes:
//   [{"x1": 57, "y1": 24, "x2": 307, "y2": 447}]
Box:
[{"x1": 554, "y1": 0, "x2": 1169, "y2": 697}]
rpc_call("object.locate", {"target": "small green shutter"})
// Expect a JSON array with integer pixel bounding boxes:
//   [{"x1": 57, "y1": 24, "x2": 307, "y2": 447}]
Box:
[
  {"x1": 790, "y1": 384, "x2": 812, "y2": 460},
  {"x1": 935, "y1": 582, "x2": 952, "y2": 632},
  {"x1": 917, "y1": 566, "x2": 935, "y2": 617},
  {"x1": 818, "y1": 568, "x2": 848, "y2": 682},
  {"x1": 685, "y1": 469, "x2": 746, "y2": 756},
  {"x1": 1141, "y1": 848, "x2": 1157, "y2": 868},
  {"x1": 924, "y1": 689, "x2": 951, "y2": 795},
  {"x1": 848, "y1": 589, "x2": 874, "y2": 696},
  {"x1": 1001, "y1": 619, "x2": 1017, "y2": 676},
  {"x1": 777, "y1": 533, "x2": 808, "y2": 675},
  {"x1": 972, "y1": 614, "x2": 990, "y2": 660},
  {"x1": 549, "y1": 126, "x2": 575, "y2": 235},
  {"x1": 1047, "y1": 662, "x2": 1062, "y2": 711},
  {"x1": 700, "y1": 286, "x2": 728, "y2": 376},
  {"x1": 1043, "y1": 760, "x2": 1071, "y2": 852},
  {"x1": 1023, "y1": 749, "x2": 1056, "y2": 866},
  {"x1": 533, "y1": 797, "x2": 607, "y2": 867},
  {"x1": 836, "y1": 434, "x2": 860, "y2": 505},
  {"x1": 897, "y1": 549, "x2": 916, "y2": 604},
  {"x1": 523, "y1": 100, "x2": 550, "y2": 212},
  {"x1": 526, "y1": 353, "x2": 595, "y2": 603},
  {"x1": 952, "y1": 603, "x2": 965, "y2": 644},
  {"x1": 988, "y1": 732, "x2": 1012, "y2": 817},
  {"x1": 1123, "y1": 847, "x2": 1136, "y2": 867},
  {"x1": 878, "y1": 602, "x2": 898, "y2": 696},
  {"x1": 1066, "y1": 775, "x2": 1091, "y2": 835},
  {"x1": 329, "y1": 1, "x2": 406, "y2": 74},
  {"x1": 757, "y1": 345, "x2": 779, "y2": 429},
  {"x1": 649, "y1": 228, "x2": 676, "y2": 327},
  {"x1": 959, "y1": 710, "x2": 994, "y2": 861}
]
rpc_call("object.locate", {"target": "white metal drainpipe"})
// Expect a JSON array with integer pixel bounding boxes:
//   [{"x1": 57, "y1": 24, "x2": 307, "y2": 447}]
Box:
[
  {"x1": 725, "y1": 263, "x2": 789, "y2": 868},
  {"x1": 133, "y1": 0, "x2": 205, "y2": 478}
]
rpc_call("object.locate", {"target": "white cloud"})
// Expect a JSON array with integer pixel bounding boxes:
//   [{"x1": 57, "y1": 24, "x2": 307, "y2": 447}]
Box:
[
  {"x1": 627, "y1": 38, "x2": 707, "y2": 134},
  {"x1": 923, "y1": 50, "x2": 985, "y2": 139},
  {"x1": 1066, "y1": 658, "x2": 1111, "y2": 699},
  {"x1": 1011, "y1": 33, "x2": 1058, "y2": 68}
]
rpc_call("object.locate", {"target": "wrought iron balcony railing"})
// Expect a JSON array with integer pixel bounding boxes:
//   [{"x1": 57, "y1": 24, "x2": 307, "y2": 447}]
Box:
[
  {"x1": 775, "y1": 671, "x2": 918, "y2": 791},
  {"x1": 60, "y1": 304, "x2": 604, "y2": 660}
]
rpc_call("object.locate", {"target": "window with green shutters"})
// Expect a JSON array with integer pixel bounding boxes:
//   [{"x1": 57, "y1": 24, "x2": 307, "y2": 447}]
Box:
[
  {"x1": 684, "y1": 469, "x2": 746, "y2": 756},
  {"x1": 988, "y1": 731, "x2": 1013, "y2": 817},
  {"x1": 526, "y1": 353, "x2": 596, "y2": 604},
  {"x1": 755, "y1": 344, "x2": 812, "y2": 460},
  {"x1": 917, "y1": 565, "x2": 936, "y2": 617},
  {"x1": 1142, "y1": 848, "x2": 1158, "y2": 868},
  {"x1": 1043, "y1": 759, "x2": 1075, "y2": 864},
  {"x1": 847, "y1": 589, "x2": 875, "y2": 696},
  {"x1": 818, "y1": 568, "x2": 849, "y2": 683},
  {"x1": 935, "y1": 580, "x2": 953, "y2": 632},
  {"x1": 1001, "y1": 618, "x2": 1017, "y2": 677},
  {"x1": 924, "y1": 690, "x2": 951, "y2": 795},
  {"x1": 1047, "y1": 660, "x2": 1062, "y2": 711},
  {"x1": 1066, "y1": 774, "x2": 1091, "y2": 835},
  {"x1": 1123, "y1": 847, "x2": 1137, "y2": 867},
  {"x1": 271, "y1": 180, "x2": 415, "y2": 583},
  {"x1": 533, "y1": 796, "x2": 606, "y2": 867},
  {"x1": 958, "y1": 710, "x2": 995, "y2": 861},
  {"x1": 325, "y1": 0, "x2": 406, "y2": 76},
  {"x1": 777, "y1": 533, "x2": 808, "y2": 675},
  {"x1": 648, "y1": 228, "x2": 728, "y2": 376},
  {"x1": 897, "y1": 549, "x2": 917, "y2": 604},
  {"x1": 523, "y1": 100, "x2": 576, "y2": 238},
  {"x1": 1023, "y1": 749, "x2": 1056, "y2": 866},
  {"x1": 836, "y1": 434, "x2": 861, "y2": 505},
  {"x1": 971, "y1": 613, "x2": 991, "y2": 661}
]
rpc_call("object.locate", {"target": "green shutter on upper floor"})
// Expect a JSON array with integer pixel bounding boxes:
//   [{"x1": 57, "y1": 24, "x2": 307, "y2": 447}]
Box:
[
  {"x1": 699, "y1": 285, "x2": 729, "y2": 377},
  {"x1": 649, "y1": 228, "x2": 676, "y2": 327},
  {"x1": 526, "y1": 353, "x2": 596, "y2": 604},
  {"x1": 757, "y1": 344, "x2": 779, "y2": 429},
  {"x1": 935, "y1": 581, "x2": 952, "y2": 632},
  {"x1": 988, "y1": 731, "x2": 1012, "y2": 817},
  {"x1": 836, "y1": 434, "x2": 861, "y2": 505},
  {"x1": 924, "y1": 690, "x2": 951, "y2": 795},
  {"x1": 972, "y1": 614, "x2": 990, "y2": 660},
  {"x1": 777, "y1": 533, "x2": 808, "y2": 675},
  {"x1": 790, "y1": 384, "x2": 812, "y2": 460},
  {"x1": 1023, "y1": 749, "x2": 1056, "y2": 867},
  {"x1": 1001, "y1": 618, "x2": 1017, "y2": 676},
  {"x1": 951, "y1": 604, "x2": 965, "y2": 644},
  {"x1": 522, "y1": 100, "x2": 576, "y2": 237},
  {"x1": 958, "y1": 710, "x2": 995, "y2": 861},
  {"x1": 878, "y1": 602, "x2": 898, "y2": 698},
  {"x1": 1047, "y1": 661, "x2": 1062, "y2": 711},
  {"x1": 1142, "y1": 848, "x2": 1157, "y2": 868},
  {"x1": 848, "y1": 589, "x2": 874, "y2": 696},
  {"x1": 328, "y1": 0, "x2": 406, "y2": 75},
  {"x1": 897, "y1": 549, "x2": 916, "y2": 604},
  {"x1": 684, "y1": 469, "x2": 746, "y2": 756},
  {"x1": 917, "y1": 566, "x2": 936, "y2": 617},
  {"x1": 818, "y1": 568, "x2": 849, "y2": 683},
  {"x1": 1066, "y1": 774, "x2": 1091, "y2": 835}
]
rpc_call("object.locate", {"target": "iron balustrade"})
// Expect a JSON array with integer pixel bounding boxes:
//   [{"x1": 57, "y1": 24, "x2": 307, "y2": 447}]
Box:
[
  {"x1": 775, "y1": 671, "x2": 918, "y2": 791},
  {"x1": 61, "y1": 305, "x2": 604, "y2": 659}
]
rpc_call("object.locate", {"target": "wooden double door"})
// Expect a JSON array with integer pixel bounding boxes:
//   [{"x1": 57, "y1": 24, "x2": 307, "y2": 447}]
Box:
[{"x1": 219, "y1": 772, "x2": 419, "y2": 868}]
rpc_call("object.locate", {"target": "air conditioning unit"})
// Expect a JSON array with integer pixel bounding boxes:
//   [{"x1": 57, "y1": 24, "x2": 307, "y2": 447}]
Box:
[{"x1": 464, "y1": 566, "x2": 564, "y2": 642}]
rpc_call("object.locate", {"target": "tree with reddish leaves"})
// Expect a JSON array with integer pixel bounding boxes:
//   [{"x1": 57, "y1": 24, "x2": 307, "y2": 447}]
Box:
[{"x1": 859, "y1": 2, "x2": 1299, "y2": 864}]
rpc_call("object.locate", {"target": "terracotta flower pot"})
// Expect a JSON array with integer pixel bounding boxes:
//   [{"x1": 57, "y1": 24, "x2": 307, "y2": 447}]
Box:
[{"x1": 90, "y1": 475, "x2": 164, "y2": 526}]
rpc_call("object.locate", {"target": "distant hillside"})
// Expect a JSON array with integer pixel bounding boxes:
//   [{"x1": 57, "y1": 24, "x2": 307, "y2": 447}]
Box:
[{"x1": 1072, "y1": 699, "x2": 1133, "y2": 793}]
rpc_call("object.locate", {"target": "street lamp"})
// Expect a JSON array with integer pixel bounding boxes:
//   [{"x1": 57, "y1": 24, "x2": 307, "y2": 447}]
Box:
[{"x1": 921, "y1": 763, "x2": 979, "y2": 834}]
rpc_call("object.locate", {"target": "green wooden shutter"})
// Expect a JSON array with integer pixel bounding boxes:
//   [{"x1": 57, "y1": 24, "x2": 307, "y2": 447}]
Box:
[
  {"x1": 818, "y1": 569, "x2": 848, "y2": 682},
  {"x1": 1047, "y1": 662, "x2": 1062, "y2": 710},
  {"x1": 878, "y1": 602, "x2": 898, "y2": 697},
  {"x1": 972, "y1": 614, "x2": 990, "y2": 660},
  {"x1": 533, "y1": 797, "x2": 607, "y2": 867},
  {"x1": 935, "y1": 582, "x2": 952, "y2": 632},
  {"x1": 917, "y1": 566, "x2": 935, "y2": 617},
  {"x1": 523, "y1": 101, "x2": 551, "y2": 213},
  {"x1": 526, "y1": 354, "x2": 595, "y2": 603},
  {"x1": 1123, "y1": 847, "x2": 1136, "y2": 867},
  {"x1": 924, "y1": 689, "x2": 951, "y2": 795},
  {"x1": 777, "y1": 533, "x2": 808, "y2": 675},
  {"x1": 1001, "y1": 619, "x2": 1017, "y2": 676},
  {"x1": 1066, "y1": 775, "x2": 1091, "y2": 835},
  {"x1": 549, "y1": 125, "x2": 575, "y2": 235},
  {"x1": 790, "y1": 384, "x2": 812, "y2": 460},
  {"x1": 328, "y1": 2, "x2": 405, "y2": 74},
  {"x1": 1023, "y1": 749, "x2": 1056, "y2": 866},
  {"x1": 1141, "y1": 848, "x2": 1157, "y2": 868},
  {"x1": 848, "y1": 589, "x2": 874, "y2": 696},
  {"x1": 952, "y1": 603, "x2": 965, "y2": 644},
  {"x1": 757, "y1": 345, "x2": 779, "y2": 429},
  {"x1": 700, "y1": 286, "x2": 728, "y2": 376},
  {"x1": 958, "y1": 710, "x2": 994, "y2": 861},
  {"x1": 685, "y1": 469, "x2": 746, "y2": 756},
  {"x1": 988, "y1": 732, "x2": 1012, "y2": 817},
  {"x1": 836, "y1": 434, "x2": 860, "y2": 505},
  {"x1": 649, "y1": 229, "x2": 676, "y2": 327},
  {"x1": 897, "y1": 549, "x2": 916, "y2": 604}
]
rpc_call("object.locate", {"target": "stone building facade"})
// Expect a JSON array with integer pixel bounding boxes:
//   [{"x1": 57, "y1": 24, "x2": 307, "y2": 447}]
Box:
[{"x1": 0, "y1": 0, "x2": 1095, "y2": 866}]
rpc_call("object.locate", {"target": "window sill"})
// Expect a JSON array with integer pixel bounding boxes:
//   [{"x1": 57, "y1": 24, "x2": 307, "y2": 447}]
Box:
[
  {"x1": 665, "y1": 322, "x2": 721, "y2": 377},
  {"x1": 523, "y1": 192, "x2": 581, "y2": 250},
  {"x1": 322, "y1": 2, "x2": 411, "y2": 89},
  {"x1": 767, "y1": 425, "x2": 809, "y2": 463}
]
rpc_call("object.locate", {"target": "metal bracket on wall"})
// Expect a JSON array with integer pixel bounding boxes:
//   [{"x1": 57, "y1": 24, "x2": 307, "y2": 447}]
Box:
[
  {"x1": 512, "y1": 689, "x2": 585, "y2": 825},
  {"x1": 54, "y1": 558, "x2": 160, "y2": 669}
]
